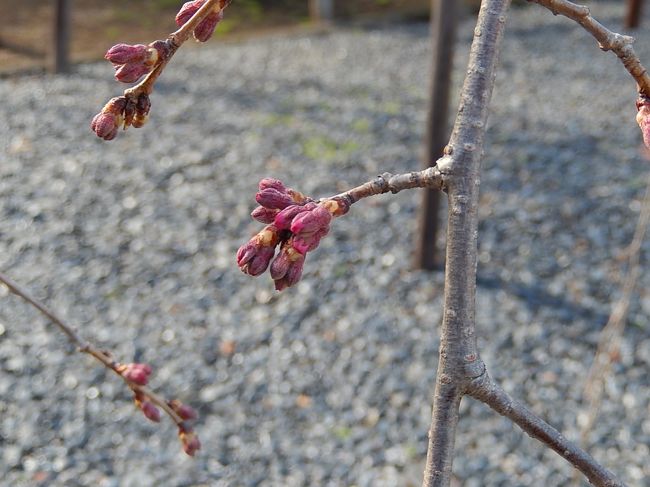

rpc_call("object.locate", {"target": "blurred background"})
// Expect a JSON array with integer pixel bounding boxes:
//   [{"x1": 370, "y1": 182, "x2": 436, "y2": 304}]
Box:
[{"x1": 1, "y1": 1, "x2": 649, "y2": 486}]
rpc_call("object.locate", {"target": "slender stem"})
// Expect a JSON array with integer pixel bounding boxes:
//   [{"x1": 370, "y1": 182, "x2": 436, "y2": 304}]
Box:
[
  {"x1": 528, "y1": 0, "x2": 650, "y2": 96},
  {"x1": 0, "y1": 271, "x2": 185, "y2": 427},
  {"x1": 467, "y1": 370, "x2": 625, "y2": 487},
  {"x1": 124, "y1": 0, "x2": 229, "y2": 99},
  {"x1": 325, "y1": 165, "x2": 446, "y2": 206},
  {"x1": 580, "y1": 174, "x2": 650, "y2": 446}
]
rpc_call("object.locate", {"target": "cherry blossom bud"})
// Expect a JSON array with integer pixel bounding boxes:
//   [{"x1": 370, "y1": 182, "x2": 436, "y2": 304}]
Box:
[
  {"x1": 140, "y1": 401, "x2": 161, "y2": 423},
  {"x1": 169, "y1": 400, "x2": 198, "y2": 420},
  {"x1": 273, "y1": 202, "x2": 316, "y2": 230},
  {"x1": 105, "y1": 43, "x2": 151, "y2": 65},
  {"x1": 274, "y1": 251, "x2": 305, "y2": 291},
  {"x1": 256, "y1": 188, "x2": 295, "y2": 210},
  {"x1": 120, "y1": 363, "x2": 153, "y2": 386},
  {"x1": 292, "y1": 225, "x2": 329, "y2": 254},
  {"x1": 270, "y1": 244, "x2": 302, "y2": 280},
  {"x1": 251, "y1": 206, "x2": 279, "y2": 224},
  {"x1": 176, "y1": 0, "x2": 224, "y2": 43},
  {"x1": 179, "y1": 429, "x2": 201, "y2": 456},
  {"x1": 91, "y1": 97, "x2": 126, "y2": 140},
  {"x1": 237, "y1": 225, "x2": 281, "y2": 276},
  {"x1": 114, "y1": 62, "x2": 152, "y2": 84},
  {"x1": 194, "y1": 9, "x2": 224, "y2": 42},
  {"x1": 258, "y1": 178, "x2": 286, "y2": 192},
  {"x1": 290, "y1": 205, "x2": 332, "y2": 234},
  {"x1": 636, "y1": 97, "x2": 650, "y2": 149}
]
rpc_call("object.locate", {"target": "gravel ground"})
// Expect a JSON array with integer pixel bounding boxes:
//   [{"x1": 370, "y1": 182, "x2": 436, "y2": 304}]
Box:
[{"x1": 1, "y1": 1, "x2": 649, "y2": 486}]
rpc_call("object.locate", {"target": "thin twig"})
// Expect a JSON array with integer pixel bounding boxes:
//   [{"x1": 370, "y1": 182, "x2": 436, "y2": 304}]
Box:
[
  {"x1": 579, "y1": 173, "x2": 650, "y2": 448},
  {"x1": 467, "y1": 370, "x2": 625, "y2": 487},
  {"x1": 324, "y1": 164, "x2": 447, "y2": 206},
  {"x1": 0, "y1": 271, "x2": 186, "y2": 427},
  {"x1": 124, "y1": 0, "x2": 229, "y2": 100},
  {"x1": 528, "y1": 0, "x2": 650, "y2": 96}
]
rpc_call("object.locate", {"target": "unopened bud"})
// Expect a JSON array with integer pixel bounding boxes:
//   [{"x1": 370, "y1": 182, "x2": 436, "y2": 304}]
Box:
[
  {"x1": 251, "y1": 206, "x2": 279, "y2": 224},
  {"x1": 169, "y1": 400, "x2": 198, "y2": 420},
  {"x1": 140, "y1": 401, "x2": 161, "y2": 423},
  {"x1": 274, "y1": 253, "x2": 305, "y2": 291},
  {"x1": 114, "y1": 62, "x2": 151, "y2": 84},
  {"x1": 120, "y1": 363, "x2": 153, "y2": 386},
  {"x1": 292, "y1": 225, "x2": 329, "y2": 254},
  {"x1": 256, "y1": 188, "x2": 295, "y2": 210},
  {"x1": 105, "y1": 43, "x2": 150, "y2": 65},
  {"x1": 179, "y1": 429, "x2": 201, "y2": 456},
  {"x1": 258, "y1": 178, "x2": 286, "y2": 192},
  {"x1": 193, "y1": 8, "x2": 224, "y2": 42},
  {"x1": 274, "y1": 203, "x2": 316, "y2": 230},
  {"x1": 290, "y1": 206, "x2": 332, "y2": 234}
]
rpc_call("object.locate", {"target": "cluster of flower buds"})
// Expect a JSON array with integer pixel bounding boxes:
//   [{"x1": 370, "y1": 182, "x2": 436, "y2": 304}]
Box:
[
  {"x1": 237, "y1": 179, "x2": 351, "y2": 290},
  {"x1": 176, "y1": 0, "x2": 226, "y2": 42},
  {"x1": 636, "y1": 96, "x2": 650, "y2": 150},
  {"x1": 105, "y1": 41, "x2": 170, "y2": 84},
  {"x1": 118, "y1": 362, "x2": 201, "y2": 455},
  {"x1": 91, "y1": 93, "x2": 152, "y2": 140}
]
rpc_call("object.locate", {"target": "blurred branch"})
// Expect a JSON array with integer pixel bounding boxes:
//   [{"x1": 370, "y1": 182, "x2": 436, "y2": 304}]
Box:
[
  {"x1": 528, "y1": 0, "x2": 650, "y2": 96},
  {"x1": 579, "y1": 173, "x2": 650, "y2": 448},
  {"x1": 0, "y1": 270, "x2": 200, "y2": 454}
]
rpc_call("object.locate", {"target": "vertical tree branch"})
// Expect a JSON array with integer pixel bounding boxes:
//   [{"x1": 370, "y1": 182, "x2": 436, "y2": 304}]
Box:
[{"x1": 422, "y1": 1, "x2": 511, "y2": 485}]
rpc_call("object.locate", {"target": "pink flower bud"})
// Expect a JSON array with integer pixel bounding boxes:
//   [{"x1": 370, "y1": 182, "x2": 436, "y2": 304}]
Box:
[
  {"x1": 292, "y1": 225, "x2": 329, "y2": 254},
  {"x1": 169, "y1": 400, "x2": 198, "y2": 420},
  {"x1": 176, "y1": 0, "x2": 223, "y2": 43},
  {"x1": 91, "y1": 112, "x2": 119, "y2": 139},
  {"x1": 179, "y1": 430, "x2": 201, "y2": 456},
  {"x1": 256, "y1": 188, "x2": 295, "y2": 210},
  {"x1": 258, "y1": 178, "x2": 286, "y2": 192},
  {"x1": 290, "y1": 206, "x2": 332, "y2": 234},
  {"x1": 176, "y1": 0, "x2": 204, "y2": 27},
  {"x1": 274, "y1": 253, "x2": 305, "y2": 291},
  {"x1": 105, "y1": 44, "x2": 150, "y2": 65},
  {"x1": 251, "y1": 206, "x2": 279, "y2": 224},
  {"x1": 194, "y1": 9, "x2": 224, "y2": 42},
  {"x1": 120, "y1": 363, "x2": 153, "y2": 386},
  {"x1": 140, "y1": 401, "x2": 161, "y2": 423},
  {"x1": 270, "y1": 244, "x2": 303, "y2": 280},
  {"x1": 114, "y1": 62, "x2": 152, "y2": 84},
  {"x1": 237, "y1": 225, "x2": 281, "y2": 276},
  {"x1": 636, "y1": 97, "x2": 650, "y2": 149},
  {"x1": 274, "y1": 203, "x2": 317, "y2": 230}
]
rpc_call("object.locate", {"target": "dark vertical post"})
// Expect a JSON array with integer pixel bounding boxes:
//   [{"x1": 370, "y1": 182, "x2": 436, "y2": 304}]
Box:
[
  {"x1": 625, "y1": 0, "x2": 643, "y2": 29},
  {"x1": 50, "y1": 0, "x2": 71, "y2": 73},
  {"x1": 414, "y1": 0, "x2": 458, "y2": 270},
  {"x1": 309, "y1": 0, "x2": 334, "y2": 22}
]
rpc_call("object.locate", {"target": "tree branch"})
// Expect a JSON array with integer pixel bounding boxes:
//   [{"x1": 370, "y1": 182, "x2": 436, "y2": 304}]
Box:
[
  {"x1": 579, "y1": 173, "x2": 650, "y2": 447},
  {"x1": 528, "y1": 0, "x2": 650, "y2": 96},
  {"x1": 325, "y1": 164, "x2": 447, "y2": 205},
  {"x1": 466, "y1": 370, "x2": 625, "y2": 487},
  {"x1": 422, "y1": 0, "x2": 512, "y2": 485},
  {"x1": 125, "y1": 0, "x2": 230, "y2": 99},
  {"x1": 0, "y1": 271, "x2": 199, "y2": 453}
]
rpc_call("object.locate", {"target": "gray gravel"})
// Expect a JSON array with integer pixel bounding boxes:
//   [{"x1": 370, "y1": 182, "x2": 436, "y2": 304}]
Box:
[{"x1": 1, "y1": 1, "x2": 649, "y2": 486}]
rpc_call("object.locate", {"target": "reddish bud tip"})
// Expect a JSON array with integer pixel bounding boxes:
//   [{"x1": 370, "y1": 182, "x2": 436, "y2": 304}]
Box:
[
  {"x1": 105, "y1": 43, "x2": 150, "y2": 65},
  {"x1": 180, "y1": 430, "x2": 201, "y2": 456},
  {"x1": 290, "y1": 206, "x2": 332, "y2": 234},
  {"x1": 274, "y1": 203, "x2": 316, "y2": 230},
  {"x1": 140, "y1": 401, "x2": 161, "y2": 423},
  {"x1": 114, "y1": 62, "x2": 152, "y2": 84},
  {"x1": 256, "y1": 188, "x2": 295, "y2": 210},
  {"x1": 120, "y1": 363, "x2": 153, "y2": 386},
  {"x1": 251, "y1": 206, "x2": 279, "y2": 224},
  {"x1": 258, "y1": 178, "x2": 287, "y2": 192},
  {"x1": 170, "y1": 400, "x2": 198, "y2": 420},
  {"x1": 194, "y1": 9, "x2": 224, "y2": 42},
  {"x1": 91, "y1": 112, "x2": 119, "y2": 139}
]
